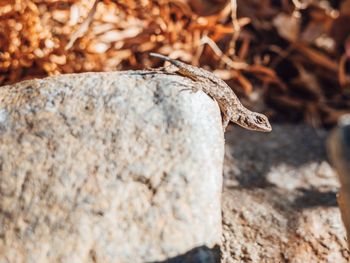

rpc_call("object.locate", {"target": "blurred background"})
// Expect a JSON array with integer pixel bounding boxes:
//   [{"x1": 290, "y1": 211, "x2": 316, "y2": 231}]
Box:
[{"x1": 1, "y1": 0, "x2": 350, "y2": 128}]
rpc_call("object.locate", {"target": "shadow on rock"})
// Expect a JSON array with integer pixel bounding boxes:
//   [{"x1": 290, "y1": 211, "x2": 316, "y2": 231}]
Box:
[
  {"x1": 224, "y1": 124, "x2": 329, "y2": 189},
  {"x1": 151, "y1": 245, "x2": 220, "y2": 263},
  {"x1": 293, "y1": 188, "x2": 338, "y2": 208}
]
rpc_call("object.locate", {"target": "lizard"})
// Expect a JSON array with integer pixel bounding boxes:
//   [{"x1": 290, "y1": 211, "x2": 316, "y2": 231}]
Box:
[{"x1": 149, "y1": 52, "x2": 272, "y2": 132}]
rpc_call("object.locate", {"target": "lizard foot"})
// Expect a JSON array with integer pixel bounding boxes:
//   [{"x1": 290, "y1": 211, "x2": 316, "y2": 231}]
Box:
[{"x1": 222, "y1": 115, "x2": 230, "y2": 132}]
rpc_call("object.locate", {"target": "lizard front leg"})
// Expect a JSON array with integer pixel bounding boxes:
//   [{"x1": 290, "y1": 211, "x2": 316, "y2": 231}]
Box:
[
  {"x1": 222, "y1": 114, "x2": 230, "y2": 131},
  {"x1": 218, "y1": 102, "x2": 234, "y2": 131}
]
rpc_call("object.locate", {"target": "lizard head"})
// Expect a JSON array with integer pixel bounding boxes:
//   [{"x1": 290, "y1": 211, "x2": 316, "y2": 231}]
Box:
[{"x1": 235, "y1": 111, "x2": 272, "y2": 132}]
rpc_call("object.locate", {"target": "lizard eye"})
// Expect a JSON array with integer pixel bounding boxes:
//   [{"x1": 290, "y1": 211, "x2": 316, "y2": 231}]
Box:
[{"x1": 256, "y1": 116, "x2": 265, "y2": 124}]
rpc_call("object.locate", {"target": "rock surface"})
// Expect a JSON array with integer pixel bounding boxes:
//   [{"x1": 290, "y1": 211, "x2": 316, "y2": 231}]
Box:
[
  {"x1": 0, "y1": 72, "x2": 224, "y2": 263},
  {"x1": 222, "y1": 124, "x2": 350, "y2": 262}
]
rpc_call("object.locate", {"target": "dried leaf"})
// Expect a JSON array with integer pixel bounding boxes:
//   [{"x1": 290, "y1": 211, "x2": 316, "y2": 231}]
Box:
[{"x1": 273, "y1": 13, "x2": 301, "y2": 42}]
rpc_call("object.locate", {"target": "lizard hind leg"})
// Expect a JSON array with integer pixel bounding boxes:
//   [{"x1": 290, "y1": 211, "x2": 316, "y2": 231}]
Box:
[
  {"x1": 177, "y1": 68, "x2": 199, "y2": 82},
  {"x1": 179, "y1": 84, "x2": 200, "y2": 94}
]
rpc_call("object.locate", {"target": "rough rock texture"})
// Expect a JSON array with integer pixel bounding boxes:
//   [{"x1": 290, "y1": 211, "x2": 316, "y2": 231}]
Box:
[
  {"x1": 328, "y1": 116, "x2": 350, "y2": 248},
  {"x1": 222, "y1": 125, "x2": 350, "y2": 262},
  {"x1": 0, "y1": 72, "x2": 224, "y2": 263}
]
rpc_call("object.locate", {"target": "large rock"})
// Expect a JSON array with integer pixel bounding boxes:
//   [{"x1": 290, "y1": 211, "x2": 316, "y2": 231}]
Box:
[
  {"x1": 222, "y1": 124, "x2": 350, "y2": 262},
  {"x1": 0, "y1": 72, "x2": 224, "y2": 262}
]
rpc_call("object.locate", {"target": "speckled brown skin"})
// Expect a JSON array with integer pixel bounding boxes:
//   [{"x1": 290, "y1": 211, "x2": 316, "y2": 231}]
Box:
[{"x1": 150, "y1": 53, "x2": 272, "y2": 132}]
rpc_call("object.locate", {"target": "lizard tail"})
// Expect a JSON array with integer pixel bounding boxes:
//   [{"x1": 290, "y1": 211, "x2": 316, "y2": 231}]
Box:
[{"x1": 149, "y1": 52, "x2": 171, "y2": 61}]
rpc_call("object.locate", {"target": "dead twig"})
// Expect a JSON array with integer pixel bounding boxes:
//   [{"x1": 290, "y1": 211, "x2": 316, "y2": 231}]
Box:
[{"x1": 65, "y1": 0, "x2": 99, "y2": 50}]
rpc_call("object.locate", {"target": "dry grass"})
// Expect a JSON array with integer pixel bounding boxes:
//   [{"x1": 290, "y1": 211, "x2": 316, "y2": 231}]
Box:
[{"x1": 1, "y1": 0, "x2": 350, "y2": 126}]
